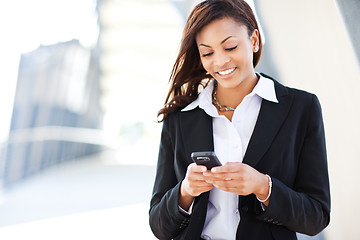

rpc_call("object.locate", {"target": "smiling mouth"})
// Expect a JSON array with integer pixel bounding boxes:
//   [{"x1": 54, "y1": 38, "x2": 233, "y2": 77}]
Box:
[{"x1": 217, "y1": 67, "x2": 236, "y2": 76}]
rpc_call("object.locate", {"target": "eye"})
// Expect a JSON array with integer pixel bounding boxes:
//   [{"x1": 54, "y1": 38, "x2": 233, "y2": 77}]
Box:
[
  {"x1": 225, "y1": 46, "x2": 237, "y2": 51},
  {"x1": 202, "y1": 52, "x2": 213, "y2": 57}
]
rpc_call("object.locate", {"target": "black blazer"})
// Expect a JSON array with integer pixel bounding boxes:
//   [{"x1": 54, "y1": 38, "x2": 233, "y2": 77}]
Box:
[{"x1": 149, "y1": 76, "x2": 330, "y2": 240}]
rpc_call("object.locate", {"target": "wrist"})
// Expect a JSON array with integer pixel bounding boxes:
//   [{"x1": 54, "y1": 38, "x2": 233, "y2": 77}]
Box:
[
  {"x1": 180, "y1": 181, "x2": 191, "y2": 198},
  {"x1": 179, "y1": 181, "x2": 194, "y2": 211},
  {"x1": 256, "y1": 174, "x2": 272, "y2": 203}
]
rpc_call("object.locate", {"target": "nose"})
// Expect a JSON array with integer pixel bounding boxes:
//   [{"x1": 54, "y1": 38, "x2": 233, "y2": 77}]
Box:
[{"x1": 214, "y1": 52, "x2": 230, "y2": 67}]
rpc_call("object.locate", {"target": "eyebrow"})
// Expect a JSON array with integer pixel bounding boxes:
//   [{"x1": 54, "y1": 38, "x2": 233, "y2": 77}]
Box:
[{"x1": 199, "y1": 36, "x2": 234, "y2": 47}]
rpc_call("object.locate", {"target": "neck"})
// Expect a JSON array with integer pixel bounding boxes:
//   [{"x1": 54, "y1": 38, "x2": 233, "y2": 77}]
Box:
[{"x1": 215, "y1": 73, "x2": 259, "y2": 108}]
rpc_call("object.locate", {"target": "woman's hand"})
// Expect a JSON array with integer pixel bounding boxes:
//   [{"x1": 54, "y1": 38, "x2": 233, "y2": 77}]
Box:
[
  {"x1": 179, "y1": 163, "x2": 214, "y2": 211},
  {"x1": 203, "y1": 162, "x2": 270, "y2": 206}
]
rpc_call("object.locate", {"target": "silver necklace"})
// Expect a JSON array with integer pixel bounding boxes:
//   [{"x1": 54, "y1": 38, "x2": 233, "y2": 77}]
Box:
[{"x1": 212, "y1": 84, "x2": 235, "y2": 112}]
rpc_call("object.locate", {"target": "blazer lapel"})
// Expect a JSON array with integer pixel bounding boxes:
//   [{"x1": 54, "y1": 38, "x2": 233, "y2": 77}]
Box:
[
  {"x1": 179, "y1": 107, "x2": 212, "y2": 239},
  {"x1": 180, "y1": 107, "x2": 214, "y2": 160},
  {"x1": 243, "y1": 80, "x2": 293, "y2": 168}
]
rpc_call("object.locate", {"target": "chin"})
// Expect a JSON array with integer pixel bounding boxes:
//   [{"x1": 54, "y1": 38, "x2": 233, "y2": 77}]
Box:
[{"x1": 216, "y1": 80, "x2": 243, "y2": 89}]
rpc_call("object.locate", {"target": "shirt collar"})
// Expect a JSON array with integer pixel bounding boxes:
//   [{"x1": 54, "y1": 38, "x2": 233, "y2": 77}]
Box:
[
  {"x1": 252, "y1": 74, "x2": 279, "y2": 103},
  {"x1": 181, "y1": 80, "x2": 218, "y2": 116},
  {"x1": 181, "y1": 73, "x2": 279, "y2": 113}
]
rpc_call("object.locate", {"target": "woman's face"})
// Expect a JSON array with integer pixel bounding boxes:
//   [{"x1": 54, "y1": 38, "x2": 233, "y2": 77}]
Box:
[{"x1": 196, "y1": 17, "x2": 259, "y2": 89}]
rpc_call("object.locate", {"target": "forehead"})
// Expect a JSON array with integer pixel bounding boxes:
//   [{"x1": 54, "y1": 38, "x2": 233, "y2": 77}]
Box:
[{"x1": 196, "y1": 17, "x2": 249, "y2": 44}]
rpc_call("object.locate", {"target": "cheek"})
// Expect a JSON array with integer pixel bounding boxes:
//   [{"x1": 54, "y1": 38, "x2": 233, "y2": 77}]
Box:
[
  {"x1": 246, "y1": 46, "x2": 255, "y2": 61},
  {"x1": 233, "y1": 50, "x2": 254, "y2": 67},
  {"x1": 200, "y1": 58, "x2": 211, "y2": 72}
]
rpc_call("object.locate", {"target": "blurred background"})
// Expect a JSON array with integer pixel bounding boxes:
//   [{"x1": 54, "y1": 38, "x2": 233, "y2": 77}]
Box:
[{"x1": 0, "y1": 0, "x2": 359, "y2": 239}]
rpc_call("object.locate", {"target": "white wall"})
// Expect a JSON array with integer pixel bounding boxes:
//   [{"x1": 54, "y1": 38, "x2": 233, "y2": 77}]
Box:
[{"x1": 257, "y1": 0, "x2": 360, "y2": 239}]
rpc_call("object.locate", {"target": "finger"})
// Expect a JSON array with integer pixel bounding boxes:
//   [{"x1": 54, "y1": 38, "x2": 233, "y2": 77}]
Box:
[
  {"x1": 204, "y1": 173, "x2": 230, "y2": 182},
  {"x1": 188, "y1": 181, "x2": 214, "y2": 189},
  {"x1": 195, "y1": 186, "x2": 214, "y2": 195},
  {"x1": 211, "y1": 179, "x2": 242, "y2": 186},
  {"x1": 204, "y1": 170, "x2": 242, "y2": 180},
  {"x1": 187, "y1": 172, "x2": 209, "y2": 182},
  {"x1": 211, "y1": 162, "x2": 243, "y2": 173},
  {"x1": 211, "y1": 180, "x2": 236, "y2": 190},
  {"x1": 188, "y1": 163, "x2": 208, "y2": 173},
  {"x1": 186, "y1": 186, "x2": 213, "y2": 197},
  {"x1": 214, "y1": 185, "x2": 242, "y2": 194},
  {"x1": 211, "y1": 180, "x2": 250, "y2": 194},
  {"x1": 182, "y1": 178, "x2": 214, "y2": 197},
  {"x1": 187, "y1": 166, "x2": 211, "y2": 182},
  {"x1": 190, "y1": 182, "x2": 214, "y2": 194}
]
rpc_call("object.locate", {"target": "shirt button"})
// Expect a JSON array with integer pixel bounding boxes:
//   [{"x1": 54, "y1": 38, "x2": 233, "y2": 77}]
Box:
[{"x1": 234, "y1": 208, "x2": 239, "y2": 214}]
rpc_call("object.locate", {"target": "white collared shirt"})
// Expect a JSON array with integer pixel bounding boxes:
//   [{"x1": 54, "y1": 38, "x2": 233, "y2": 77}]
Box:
[{"x1": 182, "y1": 74, "x2": 278, "y2": 240}]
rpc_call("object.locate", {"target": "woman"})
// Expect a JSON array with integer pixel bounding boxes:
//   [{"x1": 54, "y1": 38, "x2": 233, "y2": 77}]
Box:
[{"x1": 149, "y1": 0, "x2": 330, "y2": 239}]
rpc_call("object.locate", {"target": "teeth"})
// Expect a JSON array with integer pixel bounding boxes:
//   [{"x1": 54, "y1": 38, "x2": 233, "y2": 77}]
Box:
[{"x1": 218, "y1": 68, "x2": 235, "y2": 75}]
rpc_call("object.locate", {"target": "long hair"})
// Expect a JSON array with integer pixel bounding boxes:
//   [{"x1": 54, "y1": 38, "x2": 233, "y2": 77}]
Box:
[{"x1": 158, "y1": 0, "x2": 263, "y2": 121}]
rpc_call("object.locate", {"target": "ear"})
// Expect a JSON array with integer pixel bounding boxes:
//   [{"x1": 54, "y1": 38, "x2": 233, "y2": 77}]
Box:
[{"x1": 250, "y1": 29, "x2": 260, "y2": 52}]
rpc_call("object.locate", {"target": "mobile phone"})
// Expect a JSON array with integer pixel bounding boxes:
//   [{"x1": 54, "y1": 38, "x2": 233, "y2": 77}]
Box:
[{"x1": 191, "y1": 151, "x2": 222, "y2": 170}]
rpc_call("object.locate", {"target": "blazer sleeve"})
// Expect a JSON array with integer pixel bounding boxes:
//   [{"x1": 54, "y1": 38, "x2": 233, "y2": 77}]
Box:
[
  {"x1": 256, "y1": 94, "x2": 330, "y2": 236},
  {"x1": 149, "y1": 115, "x2": 190, "y2": 239}
]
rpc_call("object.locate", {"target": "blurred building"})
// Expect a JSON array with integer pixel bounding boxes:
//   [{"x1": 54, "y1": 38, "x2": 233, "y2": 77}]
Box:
[
  {"x1": 1, "y1": 40, "x2": 103, "y2": 187},
  {"x1": 0, "y1": 0, "x2": 358, "y2": 239}
]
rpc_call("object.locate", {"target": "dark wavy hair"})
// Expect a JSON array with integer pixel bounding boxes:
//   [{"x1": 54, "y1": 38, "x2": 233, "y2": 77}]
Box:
[{"x1": 158, "y1": 0, "x2": 262, "y2": 121}]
